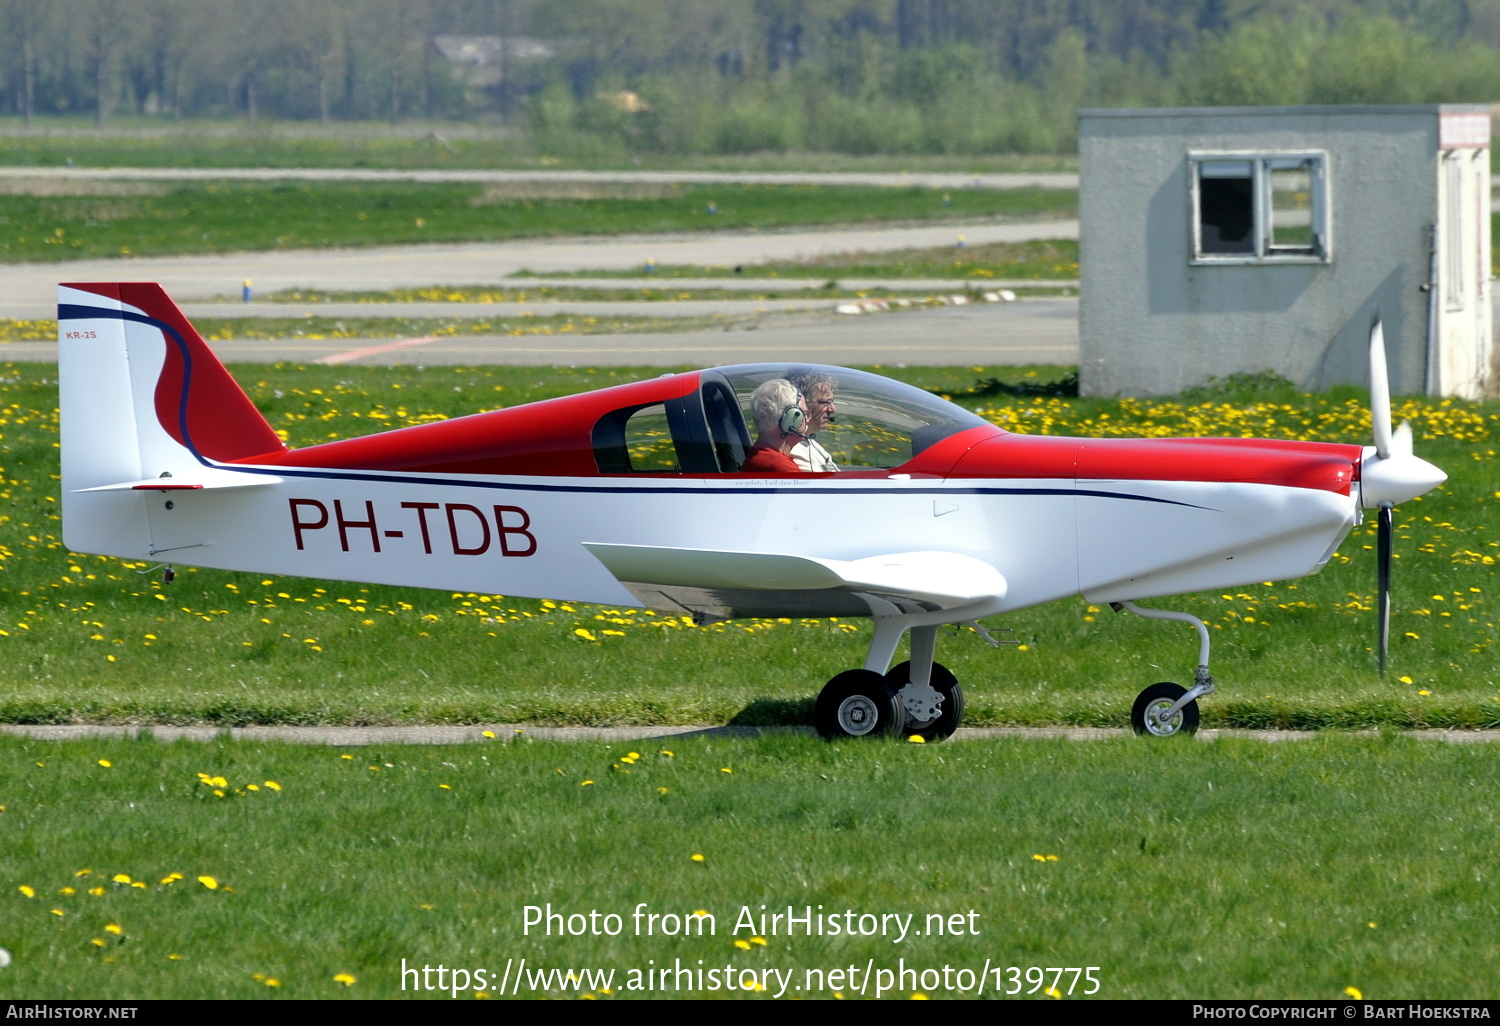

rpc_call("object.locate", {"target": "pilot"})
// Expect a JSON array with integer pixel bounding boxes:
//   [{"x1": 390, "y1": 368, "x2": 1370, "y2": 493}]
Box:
[
  {"x1": 785, "y1": 368, "x2": 839, "y2": 473},
  {"x1": 739, "y1": 378, "x2": 807, "y2": 474}
]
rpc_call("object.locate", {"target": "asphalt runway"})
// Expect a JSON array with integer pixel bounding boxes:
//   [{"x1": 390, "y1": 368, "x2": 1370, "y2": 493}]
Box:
[
  {"x1": 0, "y1": 166, "x2": 1079, "y2": 190},
  {"x1": 1, "y1": 219, "x2": 1078, "y2": 308},
  {"x1": 1, "y1": 299, "x2": 1080, "y2": 367}
]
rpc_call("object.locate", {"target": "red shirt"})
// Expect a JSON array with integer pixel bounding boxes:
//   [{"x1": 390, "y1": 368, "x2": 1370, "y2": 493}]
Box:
[{"x1": 739, "y1": 445, "x2": 801, "y2": 474}]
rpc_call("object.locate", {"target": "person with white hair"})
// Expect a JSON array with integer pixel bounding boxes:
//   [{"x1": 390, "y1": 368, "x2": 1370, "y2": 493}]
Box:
[
  {"x1": 784, "y1": 367, "x2": 839, "y2": 472},
  {"x1": 739, "y1": 378, "x2": 807, "y2": 474}
]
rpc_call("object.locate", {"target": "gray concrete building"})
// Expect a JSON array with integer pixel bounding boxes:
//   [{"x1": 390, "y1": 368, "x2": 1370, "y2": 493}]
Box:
[{"x1": 1078, "y1": 105, "x2": 1491, "y2": 398}]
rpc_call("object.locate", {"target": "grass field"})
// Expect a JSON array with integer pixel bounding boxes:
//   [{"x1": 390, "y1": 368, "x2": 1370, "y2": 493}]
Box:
[
  {"x1": 0, "y1": 181, "x2": 1074, "y2": 264},
  {"x1": 0, "y1": 122, "x2": 1079, "y2": 174},
  {"x1": 2, "y1": 730, "x2": 1498, "y2": 999},
  {"x1": 514, "y1": 239, "x2": 1081, "y2": 282},
  {"x1": 1, "y1": 361, "x2": 1496, "y2": 730},
  {"x1": 0, "y1": 312, "x2": 746, "y2": 345}
]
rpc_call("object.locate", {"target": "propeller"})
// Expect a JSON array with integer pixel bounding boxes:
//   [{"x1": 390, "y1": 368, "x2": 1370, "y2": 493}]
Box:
[{"x1": 1359, "y1": 320, "x2": 1447, "y2": 673}]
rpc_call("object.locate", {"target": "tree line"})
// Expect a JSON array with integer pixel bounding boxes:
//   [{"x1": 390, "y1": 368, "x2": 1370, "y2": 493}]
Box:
[{"x1": 5, "y1": 0, "x2": 1500, "y2": 154}]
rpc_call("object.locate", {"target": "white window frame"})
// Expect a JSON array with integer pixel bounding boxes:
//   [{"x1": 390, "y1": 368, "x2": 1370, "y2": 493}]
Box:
[{"x1": 1189, "y1": 151, "x2": 1331, "y2": 265}]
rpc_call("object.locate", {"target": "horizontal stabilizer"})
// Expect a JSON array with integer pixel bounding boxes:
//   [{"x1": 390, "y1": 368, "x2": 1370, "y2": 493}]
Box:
[{"x1": 75, "y1": 471, "x2": 283, "y2": 494}]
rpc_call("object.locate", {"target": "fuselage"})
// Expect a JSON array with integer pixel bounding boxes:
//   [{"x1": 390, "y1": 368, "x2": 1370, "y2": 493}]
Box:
[{"x1": 70, "y1": 360, "x2": 1365, "y2": 616}]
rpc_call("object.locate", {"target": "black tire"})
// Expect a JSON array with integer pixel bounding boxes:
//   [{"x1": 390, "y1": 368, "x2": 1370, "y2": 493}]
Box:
[
  {"x1": 884, "y1": 660, "x2": 965, "y2": 742},
  {"x1": 815, "y1": 670, "x2": 907, "y2": 740},
  {"x1": 1131, "y1": 681, "x2": 1200, "y2": 737}
]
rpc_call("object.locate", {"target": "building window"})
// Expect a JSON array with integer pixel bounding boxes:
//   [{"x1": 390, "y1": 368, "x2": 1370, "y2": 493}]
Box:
[{"x1": 1190, "y1": 153, "x2": 1329, "y2": 263}]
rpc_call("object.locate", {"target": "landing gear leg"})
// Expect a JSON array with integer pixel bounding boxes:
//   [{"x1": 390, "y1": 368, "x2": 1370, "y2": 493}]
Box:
[{"x1": 1116, "y1": 600, "x2": 1215, "y2": 737}]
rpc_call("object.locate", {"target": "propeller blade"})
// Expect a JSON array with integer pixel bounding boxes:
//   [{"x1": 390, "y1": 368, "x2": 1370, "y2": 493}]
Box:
[
  {"x1": 1377, "y1": 504, "x2": 1392, "y2": 674},
  {"x1": 1391, "y1": 420, "x2": 1413, "y2": 458},
  {"x1": 1370, "y1": 320, "x2": 1392, "y2": 460}
]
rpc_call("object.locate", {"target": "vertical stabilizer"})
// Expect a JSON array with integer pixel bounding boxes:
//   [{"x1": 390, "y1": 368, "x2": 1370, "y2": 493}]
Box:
[{"x1": 58, "y1": 283, "x2": 287, "y2": 557}]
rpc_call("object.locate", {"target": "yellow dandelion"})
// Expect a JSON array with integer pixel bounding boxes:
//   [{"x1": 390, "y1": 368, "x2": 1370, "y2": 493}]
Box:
[
  {"x1": 660, "y1": 750, "x2": 674, "y2": 757},
  {"x1": 482, "y1": 730, "x2": 496, "y2": 739},
  {"x1": 333, "y1": 973, "x2": 356, "y2": 986},
  {"x1": 74, "y1": 869, "x2": 91, "y2": 877},
  {"x1": 911, "y1": 992, "x2": 930, "y2": 1000},
  {"x1": 720, "y1": 767, "x2": 732, "y2": 774},
  {"x1": 657, "y1": 787, "x2": 670, "y2": 795},
  {"x1": 1045, "y1": 985, "x2": 1063, "y2": 999},
  {"x1": 690, "y1": 853, "x2": 705, "y2": 862},
  {"x1": 197, "y1": 875, "x2": 219, "y2": 890},
  {"x1": 88, "y1": 887, "x2": 105, "y2": 897},
  {"x1": 18, "y1": 885, "x2": 34, "y2": 898},
  {"x1": 130, "y1": 882, "x2": 146, "y2": 889},
  {"x1": 1419, "y1": 690, "x2": 1431, "y2": 697},
  {"x1": 1031, "y1": 854, "x2": 1048, "y2": 862},
  {"x1": 1399, "y1": 675, "x2": 1413, "y2": 684},
  {"x1": 263, "y1": 781, "x2": 281, "y2": 791},
  {"x1": 90, "y1": 938, "x2": 106, "y2": 948},
  {"x1": 1346, "y1": 987, "x2": 1363, "y2": 1000},
  {"x1": 104, "y1": 924, "x2": 123, "y2": 935},
  {"x1": 580, "y1": 780, "x2": 594, "y2": 786},
  {"x1": 733, "y1": 939, "x2": 752, "y2": 951},
  {"x1": 168, "y1": 954, "x2": 182, "y2": 961},
  {"x1": 751, "y1": 936, "x2": 767, "y2": 946},
  {"x1": 97, "y1": 759, "x2": 112, "y2": 768},
  {"x1": 265, "y1": 978, "x2": 280, "y2": 988},
  {"x1": 111, "y1": 874, "x2": 131, "y2": 884},
  {"x1": 439, "y1": 784, "x2": 451, "y2": 790},
  {"x1": 340, "y1": 754, "x2": 353, "y2": 760},
  {"x1": 692, "y1": 910, "x2": 709, "y2": 918},
  {"x1": 908, "y1": 734, "x2": 926, "y2": 744},
  {"x1": 50, "y1": 909, "x2": 64, "y2": 917},
  {"x1": 60, "y1": 887, "x2": 75, "y2": 896}
]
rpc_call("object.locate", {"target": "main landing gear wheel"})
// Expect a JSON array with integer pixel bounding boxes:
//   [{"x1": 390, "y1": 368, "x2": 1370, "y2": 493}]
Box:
[
  {"x1": 1131, "y1": 682, "x2": 1200, "y2": 738},
  {"x1": 815, "y1": 670, "x2": 907, "y2": 740},
  {"x1": 884, "y1": 660, "x2": 964, "y2": 742}
]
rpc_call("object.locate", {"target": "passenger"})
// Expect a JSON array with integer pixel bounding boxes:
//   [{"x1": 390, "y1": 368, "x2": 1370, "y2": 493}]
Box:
[
  {"x1": 739, "y1": 378, "x2": 807, "y2": 474},
  {"x1": 785, "y1": 368, "x2": 839, "y2": 472}
]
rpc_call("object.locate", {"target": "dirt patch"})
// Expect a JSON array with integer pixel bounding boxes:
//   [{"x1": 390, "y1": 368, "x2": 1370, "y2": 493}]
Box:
[
  {"x1": 469, "y1": 181, "x2": 681, "y2": 203},
  {"x1": 0, "y1": 178, "x2": 169, "y2": 197}
]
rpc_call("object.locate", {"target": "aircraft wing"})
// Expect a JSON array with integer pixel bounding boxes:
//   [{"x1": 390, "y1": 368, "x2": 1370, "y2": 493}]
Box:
[{"x1": 583, "y1": 543, "x2": 1006, "y2": 622}]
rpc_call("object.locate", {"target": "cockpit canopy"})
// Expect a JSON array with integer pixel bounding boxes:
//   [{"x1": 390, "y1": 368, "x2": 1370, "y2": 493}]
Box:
[{"x1": 592, "y1": 364, "x2": 990, "y2": 474}]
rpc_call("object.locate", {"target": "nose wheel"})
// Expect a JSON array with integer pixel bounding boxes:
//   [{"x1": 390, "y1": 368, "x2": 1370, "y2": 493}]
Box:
[{"x1": 1131, "y1": 682, "x2": 1200, "y2": 737}]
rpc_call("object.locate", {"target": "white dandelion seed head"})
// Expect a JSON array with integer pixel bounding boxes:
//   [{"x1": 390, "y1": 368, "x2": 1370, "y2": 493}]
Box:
[{"x1": 0, "y1": 948, "x2": 11, "y2": 968}]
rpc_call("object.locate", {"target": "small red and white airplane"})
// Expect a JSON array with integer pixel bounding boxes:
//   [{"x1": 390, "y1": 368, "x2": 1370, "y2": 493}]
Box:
[{"x1": 58, "y1": 283, "x2": 1446, "y2": 740}]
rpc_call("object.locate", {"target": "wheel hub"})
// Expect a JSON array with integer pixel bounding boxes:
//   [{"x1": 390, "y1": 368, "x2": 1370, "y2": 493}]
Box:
[
  {"x1": 836, "y1": 694, "x2": 880, "y2": 736},
  {"x1": 1145, "y1": 700, "x2": 1182, "y2": 736}
]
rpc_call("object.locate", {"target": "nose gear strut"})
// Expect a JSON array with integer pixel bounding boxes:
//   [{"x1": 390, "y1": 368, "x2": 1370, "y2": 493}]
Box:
[{"x1": 1113, "y1": 600, "x2": 1216, "y2": 736}]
